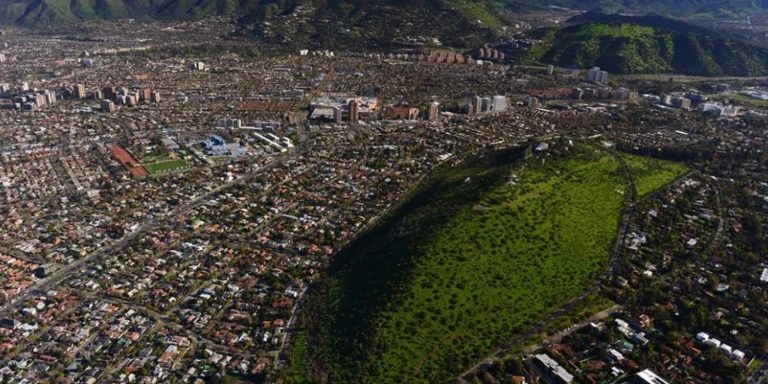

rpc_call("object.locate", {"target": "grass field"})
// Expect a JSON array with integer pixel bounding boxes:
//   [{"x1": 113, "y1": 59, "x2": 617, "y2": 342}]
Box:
[
  {"x1": 286, "y1": 143, "x2": 634, "y2": 383},
  {"x1": 619, "y1": 153, "x2": 688, "y2": 197},
  {"x1": 143, "y1": 159, "x2": 189, "y2": 174}
]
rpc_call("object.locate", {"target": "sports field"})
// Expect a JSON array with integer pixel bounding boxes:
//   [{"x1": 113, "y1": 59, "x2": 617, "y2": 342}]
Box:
[{"x1": 143, "y1": 159, "x2": 190, "y2": 174}]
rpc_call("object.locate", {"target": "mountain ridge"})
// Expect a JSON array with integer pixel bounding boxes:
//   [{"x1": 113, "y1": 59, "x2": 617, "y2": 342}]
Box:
[
  {"x1": 0, "y1": 0, "x2": 505, "y2": 27},
  {"x1": 527, "y1": 20, "x2": 768, "y2": 76},
  {"x1": 510, "y1": 0, "x2": 768, "y2": 18},
  {"x1": 4, "y1": 0, "x2": 768, "y2": 75},
  {"x1": 4, "y1": 0, "x2": 768, "y2": 28}
]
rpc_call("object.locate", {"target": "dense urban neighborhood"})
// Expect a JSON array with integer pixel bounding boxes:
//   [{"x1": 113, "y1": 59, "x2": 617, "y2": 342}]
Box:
[{"x1": 0, "y1": 11, "x2": 765, "y2": 384}]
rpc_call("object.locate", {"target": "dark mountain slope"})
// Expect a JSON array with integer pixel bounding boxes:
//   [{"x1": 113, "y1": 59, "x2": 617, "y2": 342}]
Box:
[
  {"x1": 509, "y1": 0, "x2": 768, "y2": 18},
  {"x1": 236, "y1": 0, "x2": 498, "y2": 50},
  {"x1": 528, "y1": 21, "x2": 768, "y2": 76},
  {"x1": 1, "y1": 0, "x2": 767, "y2": 28},
  {"x1": 0, "y1": 0, "x2": 503, "y2": 30}
]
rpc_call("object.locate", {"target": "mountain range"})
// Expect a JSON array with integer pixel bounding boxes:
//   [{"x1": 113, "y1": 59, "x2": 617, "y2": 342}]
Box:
[
  {"x1": 0, "y1": 0, "x2": 504, "y2": 27},
  {"x1": 4, "y1": 0, "x2": 768, "y2": 76},
  {"x1": 1, "y1": 0, "x2": 767, "y2": 28},
  {"x1": 527, "y1": 14, "x2": 768, "y2": 76},
  {"x1": 510, "y1": 0, "x2": 768, "y2": 18}
]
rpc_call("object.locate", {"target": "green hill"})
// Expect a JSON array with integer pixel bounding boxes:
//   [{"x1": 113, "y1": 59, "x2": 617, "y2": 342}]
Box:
[
  {"x1": 1, "y1": 0, "x2": 767, "y2": 28},
  {"x1": 0, "y1": 0, "x2": 506, "y2": 50},
  {"x1": 0, "y1": 0, "x2": 504, "y2": 31},
  {"x1": 0, "y1": 0, "x2": 157, "y2": 24},
  {"x1": 284, "y1": 143, "x2": 635, "y2": 383},
  {"x1": 528, "y1": 22, "x2": 768, "y2": 76},
  {"x1": 510, "y1": 0, "x2": 767, "y2": 19},
  {"x1": 238, "y1": 0, "x2": 503, "y2": 50}
]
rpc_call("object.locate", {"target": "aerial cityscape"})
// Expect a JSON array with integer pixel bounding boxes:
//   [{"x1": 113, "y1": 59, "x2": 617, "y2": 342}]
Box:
[{"x1": 0, "y1": 1, "x2": 766, "y2": 383}]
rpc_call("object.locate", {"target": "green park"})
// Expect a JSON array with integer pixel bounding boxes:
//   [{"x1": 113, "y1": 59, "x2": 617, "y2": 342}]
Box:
[{"x1": 285, "y1": 141, "x2": 687, "y2": 383}]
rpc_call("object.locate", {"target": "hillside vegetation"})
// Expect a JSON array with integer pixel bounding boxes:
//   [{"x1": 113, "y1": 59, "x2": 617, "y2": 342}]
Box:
[
  {"x1": 529, "y1": 22, "x2": 768, "y2": 76},
  {"x1": 511, "y1": 0, "x2": 768, "y2": 19},
  {"x1": 0, "y1": 0, "x2": 503, "y2": 33},
  {"x1": 620, "y1": 153, "x2": 689, "y2": 197},
  {"x1": 1, "y1": 0, "x2": 766, "y2": 28},
  {"x1": 238, "y1": 0, "x2": 499, "y2": 50},
  {"x1": 285, "y1": 143, "x2": 640, "y2": 383}
]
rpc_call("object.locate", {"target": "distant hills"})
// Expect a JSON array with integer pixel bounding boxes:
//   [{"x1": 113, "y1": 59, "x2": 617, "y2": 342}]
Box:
[
  {"x1": 0, "y1": 0, "x2": 504, "y2": 49},
  {"x1": 237, "y1": 0, "x2": 500, "y2": 50},
  {"x1": 528, "y1": 19, "x2": 768, "y2": 76},
  {"x1": 511, "y1": 0, "x2": 768, "y2": 18},
  {"x1": 3, "y1": 0, "x2": 767, "y2": 28},
  {"x1": 4, "y1": 0, "x2": 768, "y2": 76},
  {"x1": 0, "y1": 0, "x2": 503, "y2": 29},
  {"x1": 0, "y1": 0, "x2": 254, "y2": 26}
]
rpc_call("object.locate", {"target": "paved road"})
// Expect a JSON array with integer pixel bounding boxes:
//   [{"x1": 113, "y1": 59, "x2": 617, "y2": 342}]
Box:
[
  {"x1": 0, "y1": 224, "x2": 148, "y2": 316},
  {"x1": 272, "y1": 286, "x2": 308, "y2": 371},
  {"x1": 0, "y1": 151, "x2": 296, "y2": 318},
  {"x1": 521, "y1": 305, "x2": 624, "y2": 355}
]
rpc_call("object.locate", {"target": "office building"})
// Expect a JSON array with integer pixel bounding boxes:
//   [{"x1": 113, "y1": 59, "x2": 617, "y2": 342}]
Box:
[
  {"x1": 103, "y1": 86, "x2": 116, "y2": 99},
  {"x1": 383, "y1": 106, "x2": 419, "y2": 120},
  {"x1": 44, "y1": 90, "x2": 56, "y2": 105},
  {"x1": 74, "y1": 84, "x2": 86, "y2": 99},
  {"x1": 469, "y1": 95, "x2": 482, "y2": 116},
  {"x1": 672, "y1": 97, "x2": 692, "y2": 110},
  {"x1": 428, "y1": 102, "x2": 439, "y2": 121},
  {"x1": 586, "y1": 67, "x2": 609, "y2": 83},
  {"x1": 481, "y1": 97, "x2": 492, "y2": 113},
  {"x1": 491, "y1": 95, "x2": 507, "y2": 112},
  {"x1": 191, "y1": 61, "x2": 206, "y2": 71},
  {"x1": 348, "y1": 99, "x2": 359, "y2": 123},
  {"x1": 101, "y1": 99, "x2": 116, "y2": 113},
  {"x1": 141, "y1": 87, "x2": 152, "y2": 102},
  {"x1": 218, "y1": 118, "x2": 243, "y2": 129},
  {"x1": 33, "y1": 94, "x2": 46, "y2": 107},
  {"x1": 475, "y1": 96, "x2": 484, "y2": 114}
]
